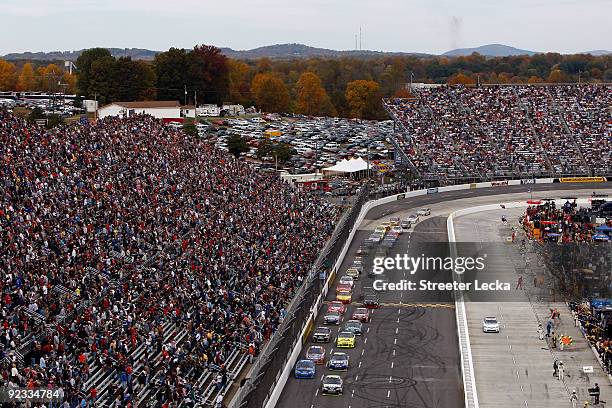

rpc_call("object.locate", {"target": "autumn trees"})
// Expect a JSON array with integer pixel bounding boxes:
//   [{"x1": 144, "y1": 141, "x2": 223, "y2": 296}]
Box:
[
  {"x1": 295, "y1": 72, "x2": 335, "y2": 116},
  {"x1": 1, "y1": 49, "x2": 609, "y2": 117},
  {"x1": 250, "y1": 73, "x2": 290, "y2": 113},
  {"x1": 345, "y1": 80, "x2": 384, "y2": 119},
  {"x1": 0, "y1": 60, "x2": 76, "y2": 92}
]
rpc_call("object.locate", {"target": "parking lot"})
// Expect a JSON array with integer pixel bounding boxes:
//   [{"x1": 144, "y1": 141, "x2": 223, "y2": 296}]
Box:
[{"x1": 199, "y1": 115, "x2": 395, "y2": 174}]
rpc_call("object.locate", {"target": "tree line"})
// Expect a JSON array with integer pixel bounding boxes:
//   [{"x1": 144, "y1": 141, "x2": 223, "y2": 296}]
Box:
[{"x1": 1, "y1": 46, "x2": 610, "y2": 119}]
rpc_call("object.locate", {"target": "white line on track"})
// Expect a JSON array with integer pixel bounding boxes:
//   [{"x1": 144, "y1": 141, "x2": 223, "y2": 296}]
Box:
[
  {"x1": 387, "y1": 390, "x2": 391, "y2": 398},
  {"x1": 351, "y1": 389, "x2": 354, "y2": 398},
  {"x1": 516, "y1": 370, "x2": 520, "y2": 379},
  {"x1": 393, "y1": 349, "x2": 396, "y2": 357},
  {"x1": 315, "y1": 389, "x2": 319, "y2": 396},
  {"x1": 394, "y1": 338, "x2": 397, "y2": 345},
  {"x1": 398, "y1": 309, "x2": 401, "y2": 315},
  {"x1": 361, "y1": 349, "x2": 365, "y2": 356},
  {"x1": 367, "y1": 327, "x2": 370, "y2": 333},
  {"x1": 395, "y1": 327, "x2": 398, "y2": 334},
  {"x1": 397, "y1": 317, "x2": 400, "y2": 323},
  {"x1": 355, "y1": 375, "x2": 359, "y2": 381},
  {"x1": 520, "y1": 385, "x2": 524, "y2": 392},
  {"x1": 358, "y1": 361, "x2": 362, "y2": 368},
  {"x1": 364, "y1": 337, "x2": 368, "y2": 344},
  {"x1": 389, "y1": 376, "x2": 392, "y2": 383},
  {"x1": 391, "y1": 362, "x2": 394, "y2": 369}
]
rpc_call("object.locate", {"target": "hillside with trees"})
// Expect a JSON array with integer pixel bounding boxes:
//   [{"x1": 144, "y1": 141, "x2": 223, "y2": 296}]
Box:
[{"x1": 0, "y1": 45, "x2": 610, "y2": 119}]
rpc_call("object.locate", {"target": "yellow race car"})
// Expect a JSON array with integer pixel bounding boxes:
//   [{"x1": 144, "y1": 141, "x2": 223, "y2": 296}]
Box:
[
  {"x1": 336, "y1": 331, "x2": 356, "y2": 348},
  {"x1": 336, "y1": 290, "x2": 352, "y2": 304}
]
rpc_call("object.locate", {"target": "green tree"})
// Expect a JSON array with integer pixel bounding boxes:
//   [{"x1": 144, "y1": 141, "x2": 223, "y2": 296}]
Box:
[
  {"x1": 183, "y1": 123, "x2": 198, "y2": 136},
  {"x1": 227, "y1": 134, "x2": 249, "y2": 157},
  {"x1": 154, "y1": 48, "x2": 192, "y2": 102},
  {"x1": 76, "y1": 48, "x2": 113, "y2": 97},
  {"x1": 88, "y1": 56, "x2": 118, "y2": 104},
  {"x1": 274, "y1": 142, "x2": 295, "y2": 163}
]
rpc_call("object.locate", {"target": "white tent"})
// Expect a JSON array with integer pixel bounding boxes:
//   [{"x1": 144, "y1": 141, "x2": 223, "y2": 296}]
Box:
[{"x1": 322, "y1": 157, "x2": 370, "y2": 177}]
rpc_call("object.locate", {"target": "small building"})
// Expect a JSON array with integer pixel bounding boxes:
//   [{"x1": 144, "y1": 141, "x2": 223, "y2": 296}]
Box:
[
  {"x1": 97, "y1": 101, "x2": 181, "y2": 120},
  {"x1": 197, "y1": 104, "x2": 221, "y2": 117},
  {"x1": 181, "y1": 105, "x2": 196, "y2": 118},
  {"x1": 221, "y1": 104, "x2": 245, "y2": 116}
]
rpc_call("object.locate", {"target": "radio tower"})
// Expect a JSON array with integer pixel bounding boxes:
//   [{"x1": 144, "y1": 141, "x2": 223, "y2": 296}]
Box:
[{"x1": 359, "y1": 26, "x2": 362, "y2": 50}]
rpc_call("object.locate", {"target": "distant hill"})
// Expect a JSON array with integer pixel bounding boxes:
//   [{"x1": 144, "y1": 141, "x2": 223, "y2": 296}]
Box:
[
  {"x1": 2, "y1": 48, "x2": 159, "y2": 61},
  {"x1": 2, "y1": 44, "x2": 608, "y2": 61},
  {"x1": 2, "y1": 44, "x2": 431, "y2": 61},
  {"x1": 219, "y1": 43, "x2": 431, "y2": 59},
  {"x1": 443, "y1": 44, "x2": 537, "y2": 57},
  {"x1": 581, "y1": 50, "x2": 611, "y2": 56}
]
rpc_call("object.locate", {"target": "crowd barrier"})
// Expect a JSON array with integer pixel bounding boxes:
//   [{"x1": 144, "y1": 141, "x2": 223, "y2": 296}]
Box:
[{"x1": 242, "y1": 177, "x2": 611, "y2": 408}]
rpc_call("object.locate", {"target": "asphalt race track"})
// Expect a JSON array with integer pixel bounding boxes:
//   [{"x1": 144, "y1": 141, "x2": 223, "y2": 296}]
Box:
[
  {"x1": 277, "y1": 217, "x2": 463, "y2": 408},
  {"x1": 365, "y1": 182, "x2": 610, "y2": 221},
  {"x1": 275, "y1": 182, "x2": 611, "y2": 408}
]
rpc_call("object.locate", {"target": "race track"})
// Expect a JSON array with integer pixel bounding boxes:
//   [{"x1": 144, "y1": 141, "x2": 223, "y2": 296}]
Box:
[{"x1": 274, "y1": 182, "x2": 611, "y2": 408}]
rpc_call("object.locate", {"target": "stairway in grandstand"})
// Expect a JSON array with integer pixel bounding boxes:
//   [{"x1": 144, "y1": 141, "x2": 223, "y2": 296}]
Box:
[
  {"x1": 512, "y1": 87, "x2": 555, "y2": 175},
  {"x1": 545, "y1": 88, "x2": 591, "y2": 173}
]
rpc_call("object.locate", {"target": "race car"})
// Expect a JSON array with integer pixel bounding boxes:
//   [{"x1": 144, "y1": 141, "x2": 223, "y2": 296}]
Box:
[
  {"x1": 338, "y1": 275, "x2": 355, "y2": 289},
  {"x1": 336, "y1": 290, "x2": 352, "y2": 304},
  {"x1": 342, "y1": 320, "x2": 363, "y2": 335},
  {"x1": 363, "y1": 294, "x2": 380, "y2": 309},
  {"x1": 352, "y1": 307, "x2": 370, "y2": 323},
  {"x1": 327, "y1": 301, "x2": 346, "y2": 314},
  {"x1": 312, "y1": 326, "x2": 332, "y2": 343},
  {"x1": 294, "y1": 359, "x2": 316, "y2": 378},
  {"x1": 321, "y1": 374, "x2": 343, "y2": 395},
  {"x1": 324, "y1": 311, "x2": 341, "y2": 325},
  {"x1": 305, "y1": 345, "x2": 326, "y2": 364},
  {"x1": 482, "y1": 316, "x2": 500, "y2": 333},
  {"x1": 336, "y1": 283, "x2": 352, "y2": 294},
  {"x1": 417, "y1": 208, "x2": 431, "y2": 216},
  {"x1": 345, "y1": 267, "x2": 360, "y2": 280},
  {"x1": 327, "y1": 352, "x2": 349, "y2": 371},
  {"x1": 389, "y1": 216, "x2": 401, "y2": 226},
  {"x1": 336, "y1": 331, "x2": 356, "y2": 348}
]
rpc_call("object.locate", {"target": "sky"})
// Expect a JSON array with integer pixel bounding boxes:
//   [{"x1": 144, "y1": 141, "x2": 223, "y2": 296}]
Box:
[{"x1": 1, "y1": 0, "x2": 610, "y2": 55}]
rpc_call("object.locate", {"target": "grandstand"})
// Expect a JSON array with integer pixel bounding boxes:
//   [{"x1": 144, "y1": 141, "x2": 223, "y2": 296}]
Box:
[
  {"x1": 0, "y1": 110, "x2": 339, "y2": 407},
  {"x1": 385, "y1": 84, "x2": 611, "y2": 184}
]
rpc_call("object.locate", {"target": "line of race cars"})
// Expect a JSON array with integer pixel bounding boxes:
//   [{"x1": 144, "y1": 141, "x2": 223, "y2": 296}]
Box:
[{"x1": 292, "y1": 208, "x2": 432, "y2": 395}]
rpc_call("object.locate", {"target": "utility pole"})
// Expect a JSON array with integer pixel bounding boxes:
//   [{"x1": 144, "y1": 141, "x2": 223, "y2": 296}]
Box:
[
  {"x1": 194, "y1": 90, "x2": 198, "y2": 121},
  {"x1": 409, "y1": 72, "x2": 414, "y2": 92}
]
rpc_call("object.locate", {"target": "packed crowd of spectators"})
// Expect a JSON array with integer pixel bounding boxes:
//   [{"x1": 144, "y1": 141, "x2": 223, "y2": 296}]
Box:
[
  {"x1": 0, "y1": 109, "x2": 339, "y2": 407},
  {"x1": 385, "y1": 84, "x2": 611, "y2": 181},
  {"x1": 523, "y1": 200, "x2": 610, "y2": 243},
  {"x1": 570, "y1": 302, "x2": 612, "y2": 375}
]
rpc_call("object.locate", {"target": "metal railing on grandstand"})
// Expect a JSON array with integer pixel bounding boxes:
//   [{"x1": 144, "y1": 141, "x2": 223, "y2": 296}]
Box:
[{"x1": 229, "y1": 186, "x2": 370, "y2": 408}]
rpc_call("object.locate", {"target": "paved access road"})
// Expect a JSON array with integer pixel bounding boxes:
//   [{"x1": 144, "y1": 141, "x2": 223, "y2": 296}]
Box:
[{"x1": 277, "y1": 217, "x2": 463, "y2": 408}]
